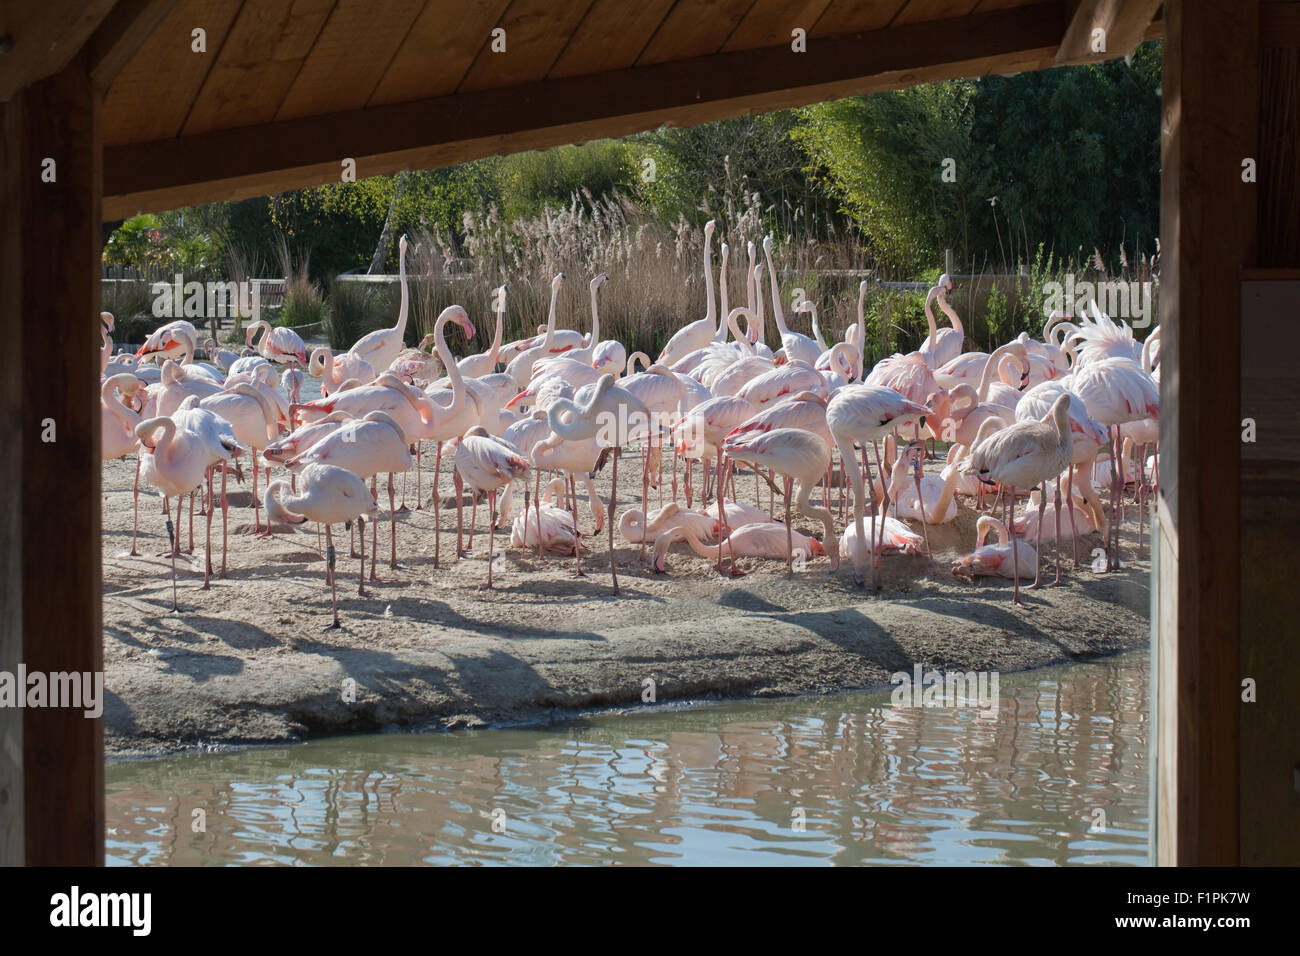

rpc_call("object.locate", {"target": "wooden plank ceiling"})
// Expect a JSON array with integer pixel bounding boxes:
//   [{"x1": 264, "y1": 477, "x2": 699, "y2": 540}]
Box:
[{"x1": 74, "y1": 0, "x2": 1161, "y2": 215}]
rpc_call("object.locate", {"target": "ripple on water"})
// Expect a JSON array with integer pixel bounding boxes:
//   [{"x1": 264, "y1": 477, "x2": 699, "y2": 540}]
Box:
[{"x1": 106, "y1": 650, "x2": 1150, "y2": 866}]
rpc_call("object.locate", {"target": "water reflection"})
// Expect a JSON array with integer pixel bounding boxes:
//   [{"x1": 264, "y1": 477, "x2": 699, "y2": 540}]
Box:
[{"x1": 107, "y1": 651, "x2": 1149, "y2": 866}]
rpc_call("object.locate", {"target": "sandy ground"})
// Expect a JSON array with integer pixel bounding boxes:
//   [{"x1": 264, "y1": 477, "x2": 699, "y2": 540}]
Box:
[{"x1": 101, "y1": 447, "x2": 1151, "y2": 756}]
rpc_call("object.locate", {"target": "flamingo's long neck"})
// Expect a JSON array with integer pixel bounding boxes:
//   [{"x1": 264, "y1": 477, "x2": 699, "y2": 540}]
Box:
[
  {"x1": 588, "y1": 285, "x2": 600, "y2": 348},
  {"x1": 855, "y1": 285, "x2": 866, "y2": 371},
  {"x1": 937, "y1": 290, "x2": 964, "y2": 337},
  {"x1": 833, "y1": 431, "x2": 867, "y2": 559},
  {"x1": 746, "y1": 249, "x2": 756, "y2": 313},
  {"x1": 795, "y1": 478, "x2": 837, "y2": 564},
  {"x1": 813, "y1": 308, "x2": 829, "y2": 352},
  {"x1": 703, "y1": 232, "x2": 716, "y2": 332},
  {"x1": 436, "y1": 314, "x2": 466, "y2": 408},
  {"x1": 714, "y1": 248, "x2": 729, "y2": 342},
  {"x1": 726, "y1": 309, "x2": 755, "y2": 357},
  {"x1": 923, "y1": 286, "x2": 941, "y2": 344},
  {"x1": 763, "y1": 244, "x2": 790, "y2": 337},
  {"x1": 932, "y1": 455, "x2": 962, "y2": 517},
  {"x1": 489, "y1": 303, "x2": 504, "y2": 365},
  {"x1": 541, "y1": 283, "x2": 560, "y2": 352},
  {"x1": 976, "y1": 345, "x2": 1012, "y2": 403},
  {"x1": 393, "y1": 241, "x2": 409, "y2": 340}
]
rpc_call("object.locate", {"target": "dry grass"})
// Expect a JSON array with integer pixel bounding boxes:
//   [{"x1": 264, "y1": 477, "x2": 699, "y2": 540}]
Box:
[{"x1": 409, "y1": 190, "x2": 876, "y2": 359}]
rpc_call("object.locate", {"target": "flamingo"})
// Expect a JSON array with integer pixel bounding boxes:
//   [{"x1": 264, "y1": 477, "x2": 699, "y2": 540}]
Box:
[
  {"x1": 721, "y1": 427, "x2": 839, "y2": 573},
  {"x1": 388, "y1": 333, "x2": 442, "y2": 385},
  {"x1": 887, "y1": 442, "x2": 962, "y2": 526},
  {"x1": 1069, "y1": 355, "x2": 1159, "y2": 570},
  {"x1": 102, "y1": 373, "x2": 145, "y2": 555},
  {"x1": 457, "y1": 284, "x2": 508, "y2": 378},
  {"x1": 1016, "y1": 380, "x2": 1109, "y2": 563},
  {"x1": 246, "y1": 319, "x2": 308, "y2": 368},
  {"x1": 652, "y1": 522, "x2": 826, "y2": 573},
  {"x1": 350, "y1": 234, "x2": 412, "y2": 374},
  {"x1": 285, "y1": 410, "x2": 412, "y2": 580},
  {"x1": 919, "y1": 275, "x2": 965, "y2": 369},
  {"x1": 543, "y1": 374, "x2": 655, "y2": 590},
  {"x1": 511, "y1": 477, "x2": 584, "y2": 554},
  {"x1": 203, "y1": 337, "x2": 242, "y2": 376},
  {"x1": 265, "y1": 463, "x2": 379, "y2": 623},
  {"x1": 309, "y1": 346, "x2": 375, "y2": 396},
  {"x1": 136, "y1": 399, "x2": 242, "y2": 590},
  {"x1": 657, "y1": 220, "x2": 718, "y2": 366},
  {"x1": 136, "y1": 320, "x2": 199, "y2": 365},
  {"x1": 761, "y1": 235, "x2": 821, "y2": 367},
  {"x1": 100, "y1": 312, "x2": 116, "y2": 375},
  {"x1": 953, "y1": 515, "x2": 1038, "y2": 580},
  {"x1": 417, "y1": 305, "x2": 482, "y2": 564},
  {"x1": 506, "y1": 274, "x2": 565, "y2": 388},
  {"x1": 826, "y1": 385, "x2": 933, "y2": 588},
  {"x1": 964, "y1": 393, "x2": 1073, "y2": 601},
  {"x1": 200, "y1": 382, "x2": 282, "y2": 537},
  {"x1": 454, "y1": 426, "x2": 530, "y2": 588}
]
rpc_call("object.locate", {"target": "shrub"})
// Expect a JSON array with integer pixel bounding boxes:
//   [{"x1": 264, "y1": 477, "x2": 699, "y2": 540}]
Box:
[{"x1": 324, "y1": 278, "x2": 400, "y2": 351}]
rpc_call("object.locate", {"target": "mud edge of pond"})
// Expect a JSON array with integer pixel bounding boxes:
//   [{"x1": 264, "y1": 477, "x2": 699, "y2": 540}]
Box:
[{"x1": 104, "y1": 594, "x2": 1148, "y2": 759}]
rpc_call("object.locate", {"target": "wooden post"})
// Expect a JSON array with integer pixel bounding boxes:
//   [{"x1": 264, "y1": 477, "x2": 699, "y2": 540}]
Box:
[
  {"x1": 0, "y1": 95, "x2": 23, "y2": 869},
  {"x1": 1155, "y1": 0, "x2": 1257, "y2": 866},
  {"x1": 7, "y1": 51, "x2": 104, "y2": 866}
]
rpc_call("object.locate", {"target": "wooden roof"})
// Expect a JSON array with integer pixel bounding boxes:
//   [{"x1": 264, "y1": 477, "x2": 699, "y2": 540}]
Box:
[{"x1": 1, "y1": 0, "x2": 1164, "y2": 218}]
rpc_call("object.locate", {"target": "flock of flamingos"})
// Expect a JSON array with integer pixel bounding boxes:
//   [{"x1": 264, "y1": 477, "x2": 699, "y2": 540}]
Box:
[{"x1": 101, "y1": 223, "x2": 1160, "y2": 627}]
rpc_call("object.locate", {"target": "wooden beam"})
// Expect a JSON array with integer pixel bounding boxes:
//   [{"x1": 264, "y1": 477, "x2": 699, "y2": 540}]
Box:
[
  {"x1": 1155, "y1": 0, "x2": 1256, "y2": 867},
  {"x1": 0, "y1": 0, "x2": 116, "y2": 102},
  {"x1": 1056, "y1": 0, "x2": 1164, "y2": 65},
  {"x1": 103, "y1": 1, "x2": 1066, "y2": 217},
  {"x1": 15, "y1": 50, "x2": 104, "y2": 866},
  {"x1": 85, "y1": 0, "x2": 182, "y2": 90}
]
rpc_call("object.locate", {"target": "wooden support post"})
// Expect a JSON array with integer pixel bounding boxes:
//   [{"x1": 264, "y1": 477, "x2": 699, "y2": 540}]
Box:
[
  {"x1": 3, "y1": 50, "x2": 104, "y2": 866},
  {"x1": 1155, "y1": 0, "x2": 1257, "y2": 866}
]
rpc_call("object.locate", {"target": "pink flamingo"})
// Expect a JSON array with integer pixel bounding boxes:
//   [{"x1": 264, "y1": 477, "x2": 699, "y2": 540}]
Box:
[
  {"x1": 265, "y1": 463, "x2": 379, "y2": 624},
  {"x1": 1068, "y1": 356, "x2": 1158, "y2": 570},
  {"x1": 953, "y1": 515, "x2": 1038, "y2": 580},
  {"x1": 349, "y1": 234, "x2": 412, "y2": 374},
  {"x1": 919, "y1": 275, "x2": 964, "y2": 369},
  {"x1": 721, "y1": 427, "x2": 839, "y2": 574},
  {"x1": 246, "y1": 320, "x2": 307, "y2": 368},
  {"x1": 657, "y1": 220, "x2": 718, "y2": 366},
  {"x1": 512, "y1": 477, "x2": 584, "y2": 554},
  {"x1": 200, "y1": 382, "x2": 282, "y2": 537},
  {"x1": 964, "y1": 393, "x2": 1072, "y2": 602},
  {"x1": 285, "y1": 410, "x2": 412, "y2": 580},
  {"x1": 102, "y1": 373, "x2": 144, "y2": 555},
  {"x1": 652, "y1": 522, "x2": 825, "y2": 573},
  {"x1": 455, "y1": 426, "x2": 530, "y2": 588},
  {"x1": 135, "y1": 399, "x2": 242, "y2": 590},
  {"x1": 308, "y1": 346, "x2": 375, "y2": 396},
  {"x1": 826, "y1": 384, "x2": 932, "y2": 588}
]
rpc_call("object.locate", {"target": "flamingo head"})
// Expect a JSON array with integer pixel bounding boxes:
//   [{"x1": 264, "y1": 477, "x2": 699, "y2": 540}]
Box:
[
  {"x1": 591, "y1": 272, "x2": 607, "y2": 290},
  {"x1": 938, "y1": 273, "x2": 953, "y2": 293}
]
